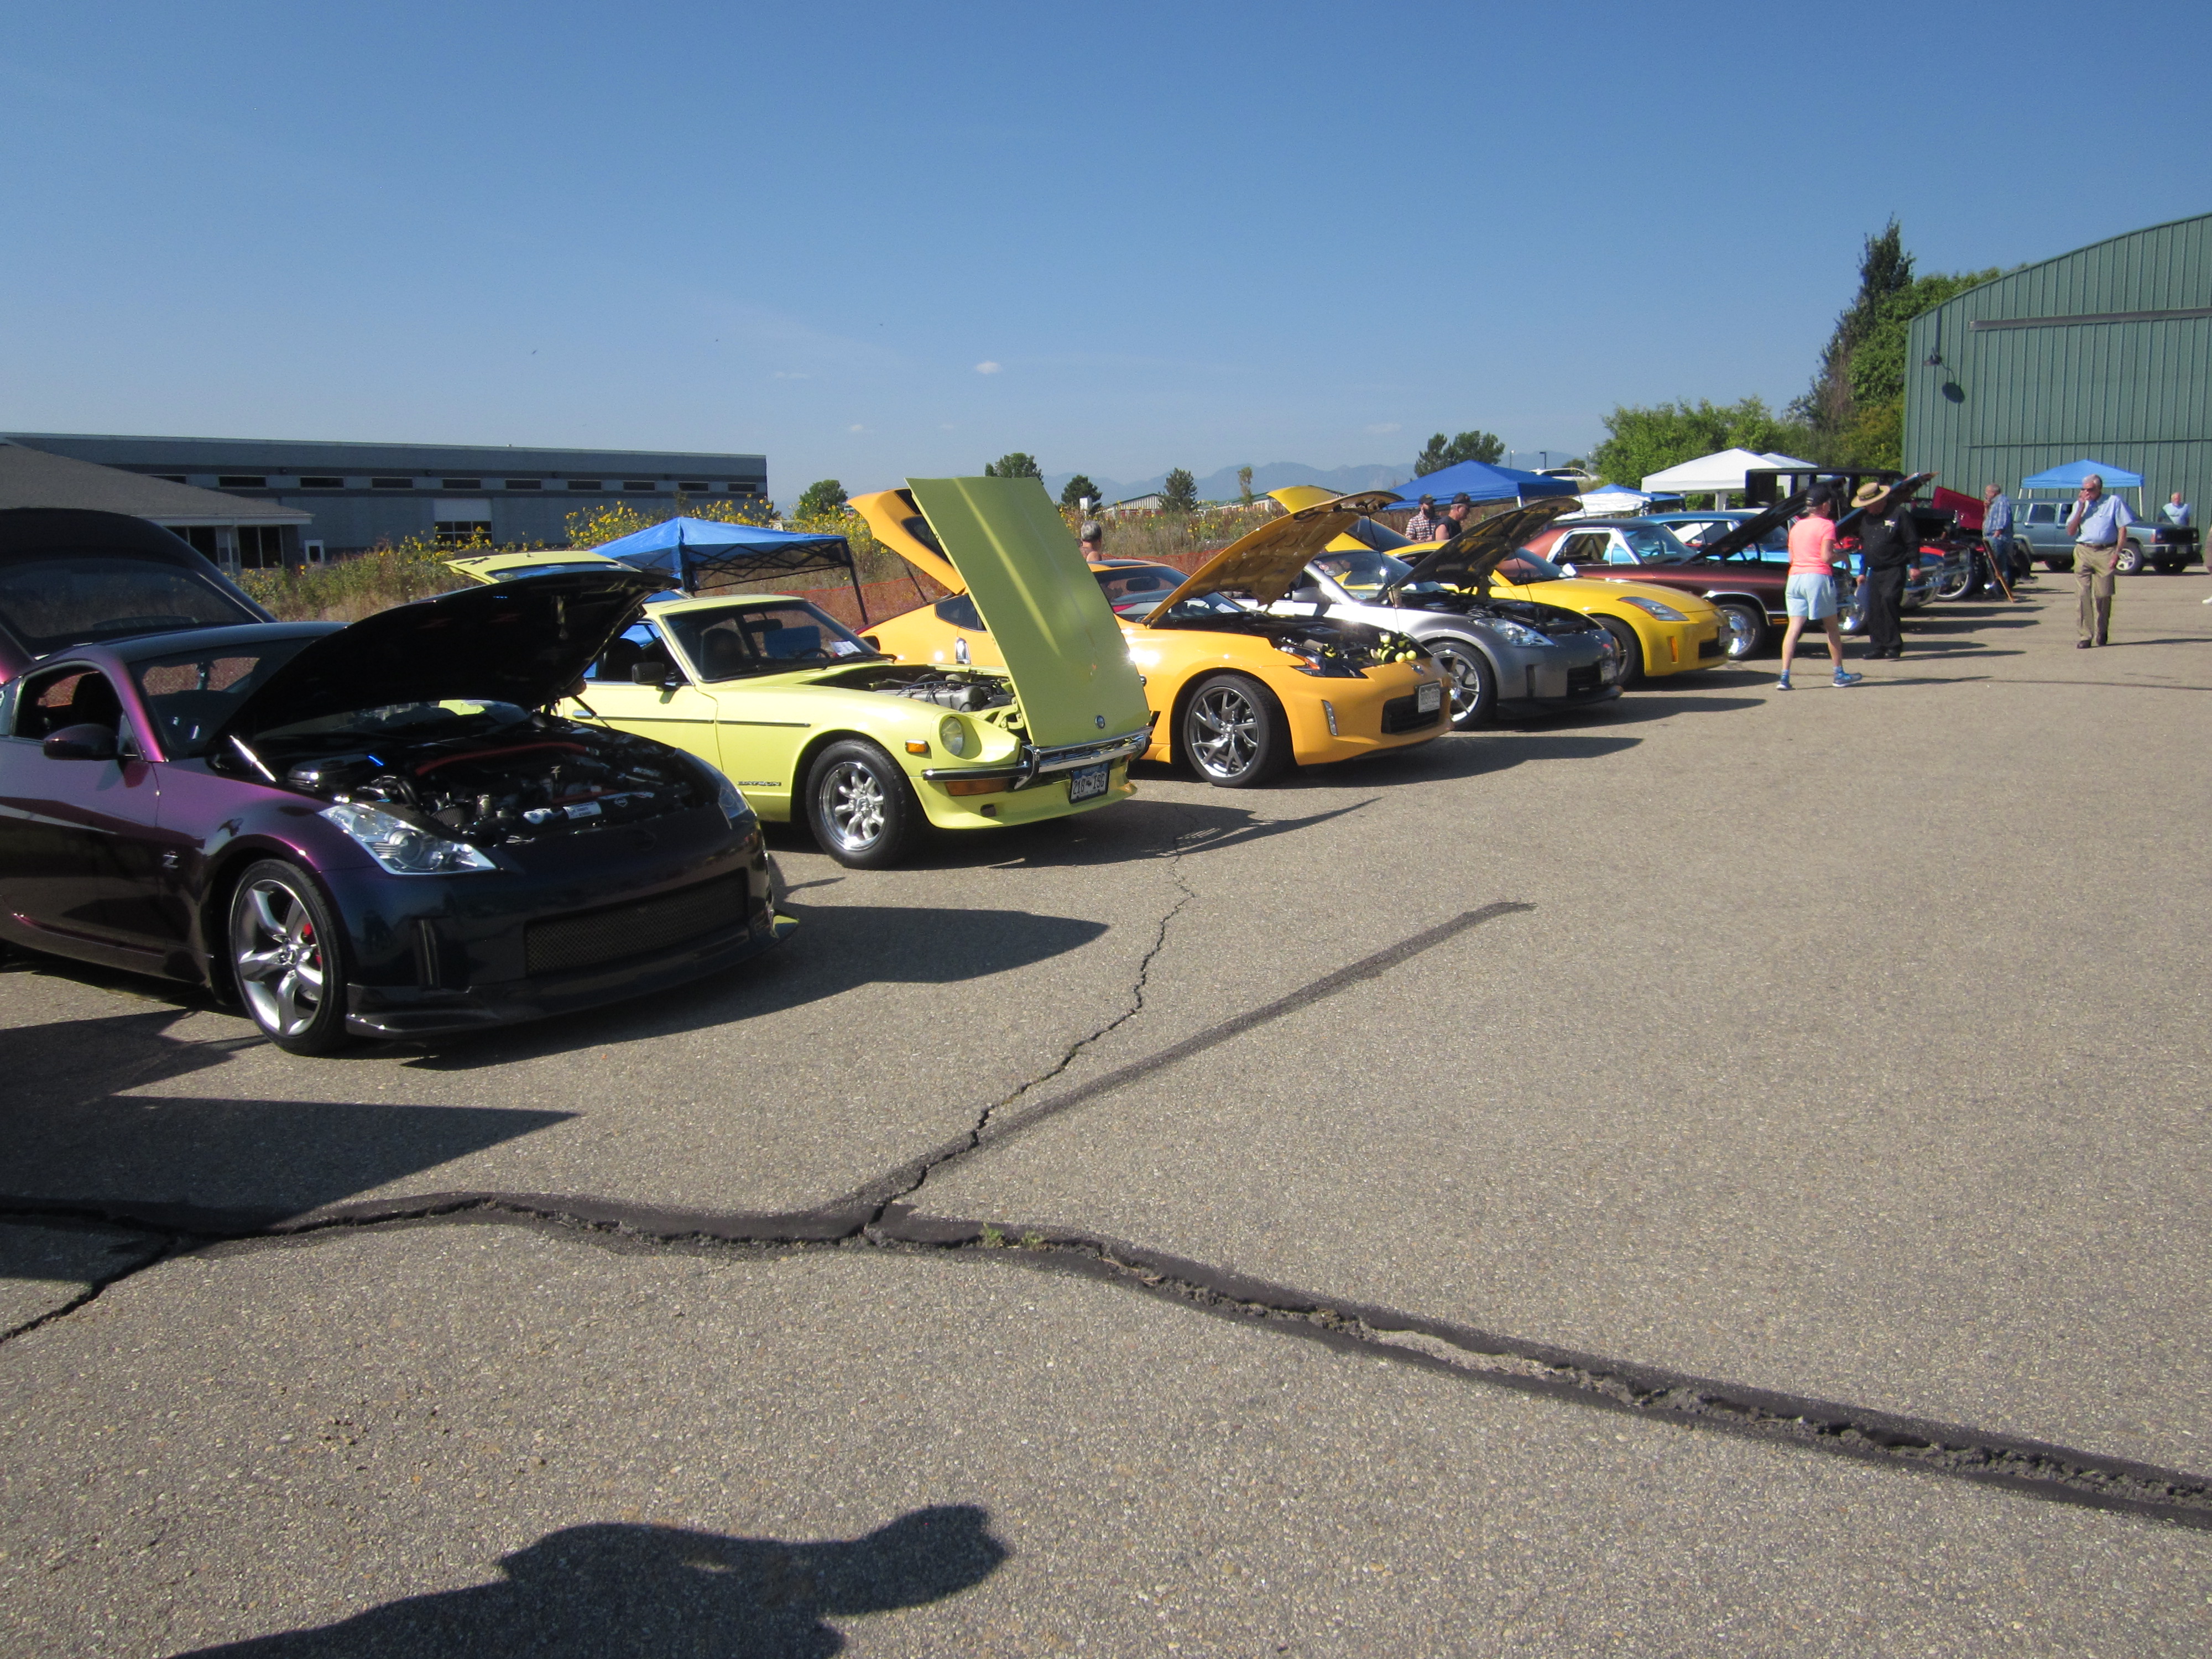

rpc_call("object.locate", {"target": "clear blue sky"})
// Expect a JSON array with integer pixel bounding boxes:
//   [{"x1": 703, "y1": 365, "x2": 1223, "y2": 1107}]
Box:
[{"x1": 4, "y1": 1, "x2": 2205, "y2": 500}]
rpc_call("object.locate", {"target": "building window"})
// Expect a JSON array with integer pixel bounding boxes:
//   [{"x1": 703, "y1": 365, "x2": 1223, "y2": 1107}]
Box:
[
  {"x1": 218, "y1": 476, "x2": 267, "y2": 488},
  {"x1": 152, "y1": 474, "x2": 187, "y2": 483},
  {"x1": 622, "y1": 481, "x2": 657, "y2": 492},
  {"x1": 504, "y1": 479, "x2": 541, "y2": 489},
  {"x1": 677, "y1": 481, "x2": 710, "y2": 492},
  {"x1": 299, "y1": 476, "x2": 345, "y2": 488},
  {"x1": 442, "y1": 478, "x2": 482, "y2": 489},
  {"x1": 237, "y1": 525, "x2": 286, "y2": 570},
  {"x1": 171, "y1": 526, "x2": 221, "y2": 557},
  {"x1": 372, "y1": 477, "x2": 414, "y2": 489},
  {"x1": 566, "y1": 480, "x2": 603, "y2": 491},
  {"x1": 434, "y1": 521, "x2": 494, "y2": 546}
]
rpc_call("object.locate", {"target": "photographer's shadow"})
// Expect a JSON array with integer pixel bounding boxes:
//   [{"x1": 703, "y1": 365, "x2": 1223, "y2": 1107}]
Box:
[{"x1": 182, "y1": 1505, "x2": 1006, "y2": 1658}]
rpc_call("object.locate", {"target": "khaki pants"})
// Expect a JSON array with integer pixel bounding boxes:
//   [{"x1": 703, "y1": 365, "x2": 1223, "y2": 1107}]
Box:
[{"x1": 2075, "y1": 542, "x2": 2117, "y2": 641}]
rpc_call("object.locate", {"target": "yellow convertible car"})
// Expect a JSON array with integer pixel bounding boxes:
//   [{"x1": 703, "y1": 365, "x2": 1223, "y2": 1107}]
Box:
[
  {"x1": 853, "y1": 487, "x2": 1446, "y2": 787},
  {"x1": 1270, "y1": 487, "x2": 1725, "y2": 684},
  {"x1": 446, "y1": 478, "x2": 1153, "y2": 867}
]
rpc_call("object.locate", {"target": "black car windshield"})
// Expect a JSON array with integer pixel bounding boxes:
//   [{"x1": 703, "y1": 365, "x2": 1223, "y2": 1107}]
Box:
[
  {"x1": 0, "y1": 556, "x2": 262, "y2": 657},
  {"x1": 1093, "y1": 564, "x2": 1187, "y2": 617},
  {"x1": 1144, "y1": 589, "x2": 1249, "y2": 622},
  {"x1": 1312, "y1": 549, "x2": 1417, "y2": 597},
  {"x1": 1493, "y1": 550, "x2": 1567, "y2": 584},
  {"x1": 129, "y1": 637, "x2": 323, "y2": 757},
  {"x1": 662, "y1": 599, "x2": 877, "y2": 680}
]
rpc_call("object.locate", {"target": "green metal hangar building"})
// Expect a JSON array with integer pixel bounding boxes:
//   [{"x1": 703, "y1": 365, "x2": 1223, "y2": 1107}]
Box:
[{"x1": 1906, "y1": 211, "x2": 2210, "y2": 544}]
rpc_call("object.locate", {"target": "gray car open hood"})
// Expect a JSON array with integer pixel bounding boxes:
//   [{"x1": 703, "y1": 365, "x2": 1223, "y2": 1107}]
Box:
[{"x1": 1389, "y1": 499, "x2": 1583, "y2": 595}]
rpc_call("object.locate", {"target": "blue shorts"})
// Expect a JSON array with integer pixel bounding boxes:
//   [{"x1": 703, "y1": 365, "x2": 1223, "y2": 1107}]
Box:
[{"x1": 1786, "y1": 573, "x2": 1837, "y2": 620}]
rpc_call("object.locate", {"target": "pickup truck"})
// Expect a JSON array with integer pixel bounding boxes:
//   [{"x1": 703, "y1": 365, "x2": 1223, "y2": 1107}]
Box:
[{"x1": 2011, "y1": 500, "x2": 2199, "y2": 575}]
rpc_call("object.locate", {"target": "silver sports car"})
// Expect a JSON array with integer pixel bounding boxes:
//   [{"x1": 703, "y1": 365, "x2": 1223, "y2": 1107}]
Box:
[{"x1": 1267, "y1": 501, "x2": 1620, "y2": 729}]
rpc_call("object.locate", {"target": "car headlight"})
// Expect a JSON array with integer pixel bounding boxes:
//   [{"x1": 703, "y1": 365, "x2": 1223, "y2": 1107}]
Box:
[
  {"x1": 940, "y1": 714, "x2": 971, "y2": 758},
  {"x1": 1620, "y1": 596, "x2": 1688, "y2": 622},
  {"x1": 697, "y1": 763, "x2": 750, "y2": 827},
  {"x1": 1490, "y1": 619, "x2": 1551, "y2": 647},
  {"x1": 321, "y1": 801, "x2": 497, "y2": 875}
]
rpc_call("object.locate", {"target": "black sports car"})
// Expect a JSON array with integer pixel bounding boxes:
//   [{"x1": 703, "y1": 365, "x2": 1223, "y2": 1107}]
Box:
[{"x1": 0, "y1": 509, "x2": 790, "y2": 1053}]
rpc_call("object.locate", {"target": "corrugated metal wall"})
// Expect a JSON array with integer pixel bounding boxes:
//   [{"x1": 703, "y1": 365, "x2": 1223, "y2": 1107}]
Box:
[{"x1": 1905, "y1": 211, "x2": 2211, "y2": 526}]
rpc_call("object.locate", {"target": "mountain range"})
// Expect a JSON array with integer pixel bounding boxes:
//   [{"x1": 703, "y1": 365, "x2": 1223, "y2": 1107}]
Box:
[{"x1": 1039, "y1": 460, "x2": 1412, "y2": 506}]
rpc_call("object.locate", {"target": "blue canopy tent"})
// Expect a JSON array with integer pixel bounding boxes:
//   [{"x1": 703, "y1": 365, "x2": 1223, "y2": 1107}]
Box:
[
  {"x1": 1388, "y1": 461, "x2": 1579, "y2": 505},
  {"x1": 2020, "y1": 459, "x2": 2144, "y2": 491},
  {"x1": 589, "y1": 515, "x2": 870, "y2": 617}
]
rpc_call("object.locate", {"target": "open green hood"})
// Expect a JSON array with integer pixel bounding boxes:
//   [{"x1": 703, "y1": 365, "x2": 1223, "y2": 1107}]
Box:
[{"x1": 901, "y1": 477, "x2": 1152, "y2": 750}]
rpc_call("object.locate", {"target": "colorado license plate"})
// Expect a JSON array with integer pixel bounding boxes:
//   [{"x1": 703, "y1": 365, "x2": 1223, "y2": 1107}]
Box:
[
  {"x1": 1067, "y1": 763, "x2": 1109, "y2": 802},
  {"x1": 1416, "y1": 682, "x2": 1443, "y2": 713}
]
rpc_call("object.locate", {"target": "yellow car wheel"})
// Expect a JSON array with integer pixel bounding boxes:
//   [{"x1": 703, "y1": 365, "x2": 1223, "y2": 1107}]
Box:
[
  {"x1": 806, "y1": 739, "x2": 921, "y2": 868},
  {"x1": 1596, "y1": 617, "x2": 1646, "y2": 686},
  {"x1": 1181, "y1": 674, "x2": 1290, "y2": 788}
]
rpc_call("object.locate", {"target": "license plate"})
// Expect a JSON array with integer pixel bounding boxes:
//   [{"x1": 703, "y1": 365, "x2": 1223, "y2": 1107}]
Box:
[
  {"x1": 1416, "y1": 682, "x2": 1442, "y2": 713},
  {"x1": 1066, "y1": 763, "x2": 1109, "y2": 802}
]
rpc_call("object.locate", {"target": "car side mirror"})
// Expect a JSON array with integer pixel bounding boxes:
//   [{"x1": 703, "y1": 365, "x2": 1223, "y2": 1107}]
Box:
[
  {"x1": 43, "y1": 723, "x2": 118, "y2": 761},
  {"x1": 632, "y1": 660, "x2": 674, "y2": 685},
  {"x1": 1559, "y1": 562, "x2": 1578, "y2": 576}
]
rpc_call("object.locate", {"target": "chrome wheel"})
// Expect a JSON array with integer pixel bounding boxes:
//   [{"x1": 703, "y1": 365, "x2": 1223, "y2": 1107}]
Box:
[
  {"x1": 1715, "y1": 602, "x2": 1764, "y2": 660},
  {"x1": 1426, "y1": 638, "x2": 1495, "y2": 728},
  {"x1": 232, "y1": 874, "x2": 330, "y2": 1041},
  {"x1": 817, "y1": 759, "x2": 888, "y2": 853},
  {"x1": 1188, "y1": 684, "x2": 1262, "y2": 779}
]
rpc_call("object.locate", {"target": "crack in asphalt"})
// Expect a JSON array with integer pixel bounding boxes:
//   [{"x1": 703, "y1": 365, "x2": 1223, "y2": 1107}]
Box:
[{"x1": 6, "y1": 1192, "x2": 2208, "y2": 1531}]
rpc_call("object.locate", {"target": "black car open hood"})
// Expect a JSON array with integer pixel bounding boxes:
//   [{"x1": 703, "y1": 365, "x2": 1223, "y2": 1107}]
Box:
[
  {"x1": 1695, "y1": 491, "x2": 1811, "y2": 563},
  {"x1": 217, "y1": 568, "x2": 663, "y2": 743},
  {"x1": 1389, "y1": 499, "x2": 1582, "y2": 595}
]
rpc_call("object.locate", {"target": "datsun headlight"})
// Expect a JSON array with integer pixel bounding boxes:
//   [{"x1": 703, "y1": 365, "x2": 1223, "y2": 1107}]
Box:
[
  {"x1": 1620, "y1": 596, "x2": 1688, "y2": 622},
  {"x1": 321, "y1": 801, "x2": 497, "y2": 875},
  {"x1": 1491, "y1": 619, "x2": 1551, "y2": 647},
  {"x1": 939, "y1": 714, "x2": 971, "y2": 758}
]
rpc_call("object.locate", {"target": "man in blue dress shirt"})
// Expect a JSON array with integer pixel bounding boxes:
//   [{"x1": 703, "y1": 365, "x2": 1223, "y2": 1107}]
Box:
[{"x1": 2064, "y1": 474, "x2": 2135, "y2": 646}]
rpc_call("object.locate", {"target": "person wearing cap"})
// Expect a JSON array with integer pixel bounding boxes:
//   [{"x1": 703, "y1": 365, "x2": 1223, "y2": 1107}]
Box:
[
  {"x1": 1437, "y1": 494, "x2": 1477, "y2": 543},
  {"x1": 1853, "y1": 480, "x2": 1916, "y2": 660},
  {"x1": 1404, "y1": 494, "x2": 1442, "y2": 541},
  {"x1": 2064, "y1": 473, "x2": 2133, "y2": 646},
  {"x1": 1775, "y1": 495, "x2": 1861, "y2": 690}
]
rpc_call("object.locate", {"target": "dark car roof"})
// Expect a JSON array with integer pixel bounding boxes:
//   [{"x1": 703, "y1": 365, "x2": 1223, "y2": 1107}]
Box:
[{"x1": 91, "y1": 622, "x2": 341, "y2": 664}]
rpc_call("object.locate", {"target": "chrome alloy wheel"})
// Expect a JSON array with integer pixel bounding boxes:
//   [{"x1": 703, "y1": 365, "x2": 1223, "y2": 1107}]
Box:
[
  {"x1": 1189, "y1": 684, "x2": 1262, "y2": 779},
  {"x1": 1717, "y1": 604, "x2": 1762, "y2": 659},
  {"x1": 231, "y1": 875, "x2": 330, "y2": 1040},
  {"x1": 817, "y1": 758, "x2": 888, "y2": 853},
  {"x1": 1426, "y1": 640, "x2": 1488, "y2": 725}
]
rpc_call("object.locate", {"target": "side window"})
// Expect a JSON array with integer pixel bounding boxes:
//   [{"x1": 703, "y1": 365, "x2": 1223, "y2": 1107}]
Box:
[
  {"x1": 1603, "y1": 534, "x2": 1637, "y2": 565},
  {"x1": 933, "y1": 594, "x2": 984, "y2": 632},
  {"x1": 1561, "y1": 533, "x2": 1611, "y2": 565},
  {"x1": 587, "y1": 623, "x2": 664, "y2": 682},
  {"x1": 2026, "y1": 503, "x2": 2056, "y2": 524},
  {"x1": 14, "y1": 666, "x2": 126, "y2": 740}
]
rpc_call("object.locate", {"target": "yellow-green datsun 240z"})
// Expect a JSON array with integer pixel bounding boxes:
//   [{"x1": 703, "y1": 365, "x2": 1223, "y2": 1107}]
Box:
[{"x1": 447, "y1": 477, "x2": 1154, "y2": 867}]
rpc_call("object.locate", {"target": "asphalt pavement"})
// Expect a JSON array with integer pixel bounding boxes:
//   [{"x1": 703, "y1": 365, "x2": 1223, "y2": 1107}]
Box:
[{"x1": 6, "y1": 573, "x2": 2210, "y2": 1654}]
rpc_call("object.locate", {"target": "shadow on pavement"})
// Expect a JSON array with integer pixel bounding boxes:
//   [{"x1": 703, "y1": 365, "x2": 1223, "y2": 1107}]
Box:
[
  {"x1": 1386, "y1": 731, "x2": 1642, "y2": 780},
  {"x1": 0, "y1": 1008, "x2": 570, "y2": 1223},
  {"x1": 177, "y1": 1506, "x2": 1008, "y2": 1658}
]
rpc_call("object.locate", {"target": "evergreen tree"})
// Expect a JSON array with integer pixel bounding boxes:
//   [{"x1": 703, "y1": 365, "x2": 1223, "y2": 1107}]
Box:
[
  {"x1": 1060, "y1": 473, "x2": 1099, "y2": 509},
  {"x1": 1158, "y1": 468, "x2": 1199, "y2": 514},
  {"x1": 1414, "y1": 430, "x2": 1506, "y2": 474},
  {"x1": 983, "y1": 452, "x2": 1042, "y2": 479}
]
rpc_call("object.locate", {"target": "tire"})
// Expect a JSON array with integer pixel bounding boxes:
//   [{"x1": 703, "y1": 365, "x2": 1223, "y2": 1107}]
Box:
[
  {"x1": 2115, "y1": 540, "x2": 2144, "y2": 576},
  {"x1": 1180, "y1": 674, "x2": 1290, "y2": 787},
  {"x1": 1425, "y1": 636, "x2": 1496, "y2": 729},
  {"x1": 1713, "y1": 601, "x2": 1765, "y2": 660},
  {"x1": 1934, "y1": 562, "x2": 1972, "y2": 601},
  {"x1": 2044, "y1": 556, "x2": 2074, "y2": 574},
  {"x1": 805, "y1": 739, "x2": 921, "y2": 868},
  {"x1": 228, "y1": 859, "x2": 352, "y2": 1055},
  {"x1": 1595, "y1": 616, "x2": 1646, "y2": 686}
]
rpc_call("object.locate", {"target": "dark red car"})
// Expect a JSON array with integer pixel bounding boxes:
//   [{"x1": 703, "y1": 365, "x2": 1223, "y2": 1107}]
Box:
[{"x1": 1521, "y1": 518, "x2": 1804, "y2": 661}]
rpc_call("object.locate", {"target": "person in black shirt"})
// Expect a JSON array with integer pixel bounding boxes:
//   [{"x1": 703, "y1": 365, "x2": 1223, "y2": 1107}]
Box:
[{"x1": 1852, "y1": 481, "x2": 1915, "y2": 659}]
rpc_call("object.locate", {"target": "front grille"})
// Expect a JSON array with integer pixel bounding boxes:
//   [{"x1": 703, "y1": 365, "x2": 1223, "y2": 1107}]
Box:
[
  {"x1": 1567, "y1": 664, "x2": 1602, "y2": 695},
  {"x1": 1698, "y1": 633, "x2": 1727, "y2": 659},
  {"x1": 525, "y1": 874, "x2": 751, "y2": 977},
  {"x1": 1380, "y1": 692, "x2": 1444, "y2": 734}
]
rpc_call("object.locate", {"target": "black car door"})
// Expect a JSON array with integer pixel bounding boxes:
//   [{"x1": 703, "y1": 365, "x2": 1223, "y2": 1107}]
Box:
[{"x1": 0, "y1": 662, "x2": 173, "y2": 966}]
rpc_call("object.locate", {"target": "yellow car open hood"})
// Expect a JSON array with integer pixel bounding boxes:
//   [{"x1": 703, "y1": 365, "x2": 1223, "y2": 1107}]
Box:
[
  {"x1": 854, "y1": 478, "x2": 1150, "y2": 752},
  {"x1": 1139, "y1": 492, "x2": 1402, "y2": 622}
]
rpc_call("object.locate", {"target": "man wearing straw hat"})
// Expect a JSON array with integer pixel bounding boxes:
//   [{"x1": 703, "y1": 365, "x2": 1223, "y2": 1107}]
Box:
[{"x1": 1852, "y1": 481, "x2": 1915, "y2": 660}]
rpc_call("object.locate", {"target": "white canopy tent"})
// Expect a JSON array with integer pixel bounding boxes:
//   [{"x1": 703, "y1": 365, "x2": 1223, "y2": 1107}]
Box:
[{"x1": 1640, "y1": 448, "x2": 1817, "y2": 498}]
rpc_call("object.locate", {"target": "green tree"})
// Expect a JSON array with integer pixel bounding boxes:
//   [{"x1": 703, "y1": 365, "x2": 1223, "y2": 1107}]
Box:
[
  {"x1": 983, "y1": 452, "x2": 1041, "y2": 479},
  {"x1": 794, "y1": 478, "x2": 848, "y2": 519},
  {"x1": 1158, "y1": 468, "x2": 1199, "y2": 514},
  {"x1": 1237, "y1": 465, "x2": 1255, "y2": 504},
  {"x1": 1415, "y1": 430, "x2": 1505, "y2": 474},
  {"x1": 1587, "y1": 398, "x2": 1810, "y2": 491},
  {"x1": 1060, "y1": 473, "x2": 1100, "y2": 510}
]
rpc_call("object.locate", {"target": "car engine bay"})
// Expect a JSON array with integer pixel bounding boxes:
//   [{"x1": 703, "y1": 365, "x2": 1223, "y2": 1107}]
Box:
[
  {"x1": 818, "y1": 662, "x2": 1021, "y2": 715},
  {"x1": 251, "y1": 712, "x2": 716, "y2": 845},
  {"x1": 1154, "y1": 609, "x2": 1427, "y2": 676}
]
